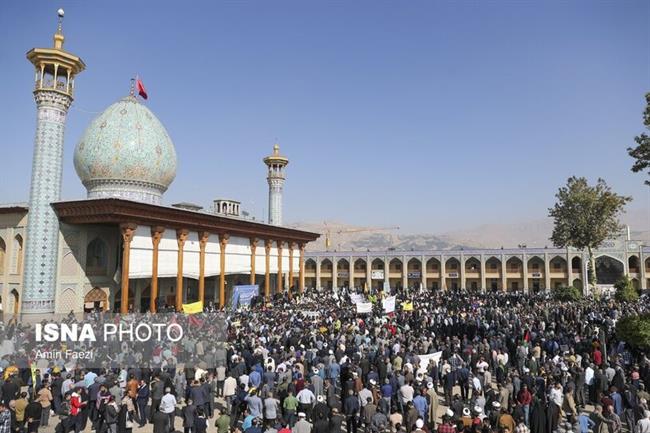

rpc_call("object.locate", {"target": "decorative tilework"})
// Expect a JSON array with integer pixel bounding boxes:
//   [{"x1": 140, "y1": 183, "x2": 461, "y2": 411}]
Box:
[
  {"x1": 22, "y1": 90, "x2": 72, "y2": 315},
  {"x1": 73, "y1": 96, "x2": 177, "y2": 205}
]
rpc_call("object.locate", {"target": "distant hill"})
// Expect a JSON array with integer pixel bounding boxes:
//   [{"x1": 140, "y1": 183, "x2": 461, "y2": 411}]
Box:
[{"x1": 293, "y1": 208, "x2": 649, "y2": 252}]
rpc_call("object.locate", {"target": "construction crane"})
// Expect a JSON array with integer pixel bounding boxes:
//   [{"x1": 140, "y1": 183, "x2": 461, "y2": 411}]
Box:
[{"x1": 323, "y1": 223, "x2": 400, "y2": 250}]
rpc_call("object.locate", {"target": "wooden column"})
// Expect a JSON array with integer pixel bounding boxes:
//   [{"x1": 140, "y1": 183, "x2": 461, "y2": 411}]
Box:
[
  {"x1": 299, "y1": 243, "x2": 305, "y2": 293},
  {"x1": 150, "y1": 226, "x2": 165, "y2": 313},
  {"x1": 265, "y1": 240, "x2": 272, "y2": 300},
  {"x1": 219, "y1": 234, "x2": 229, "y2": 308},
  {"x1": 175, "y1": 229, "x2": 189, "y2": 311},
  {"x1": 288, "y1": 242, "x2": 295, "y2": 299},
  {"x1": 120, "y1": 223, "x2": 137, "y2": 314},
  {"x1": 250, "y1": 238, "x2": 258, "y2": 285},
  {"x1": 198, "y1": 231, "x2": 210, "y2": 306},
  {"x1": 277, "y1": 241, "x2": 284, "y2": 294}
]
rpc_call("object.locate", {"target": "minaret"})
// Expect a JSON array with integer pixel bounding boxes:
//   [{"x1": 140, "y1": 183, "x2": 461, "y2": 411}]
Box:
[
  {"x1": 22, "y1": 9, "x2": 85, "y2": 317},
  {"x1": 263, "y1": 144, "x2": 289, "y2": 226}
]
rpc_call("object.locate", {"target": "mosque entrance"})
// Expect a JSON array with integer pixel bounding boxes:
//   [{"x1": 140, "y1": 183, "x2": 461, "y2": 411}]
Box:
[
  {"x1": 84, "y1": 287, "x2": 108, "y2": 312},
  {"x1": 594, "y1": 256, "x2": 624, "y2": 285}
]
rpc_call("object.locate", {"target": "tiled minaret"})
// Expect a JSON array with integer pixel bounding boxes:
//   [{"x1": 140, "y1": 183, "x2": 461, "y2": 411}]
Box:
[
  {"x1": 22, "y1": 10, "x2": 85, "y2": 317},
  {"x1": 263, "y1": 144, "x2": 289, "y2": 226}
]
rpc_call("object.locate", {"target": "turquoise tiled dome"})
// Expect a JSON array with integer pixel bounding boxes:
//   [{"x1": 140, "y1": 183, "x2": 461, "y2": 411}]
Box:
[{"x1": 74, "y1": 96, "x2": 177, "y2": 204}]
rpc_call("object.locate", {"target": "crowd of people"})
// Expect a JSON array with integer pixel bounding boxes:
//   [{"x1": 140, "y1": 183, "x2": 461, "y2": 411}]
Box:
[{"x1": 0, "y1": 287, "x2": 648, "y2": 433}]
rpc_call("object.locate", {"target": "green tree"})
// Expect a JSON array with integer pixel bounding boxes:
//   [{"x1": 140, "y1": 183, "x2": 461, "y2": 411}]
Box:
[
  {"x1": 548, "y1": 177, "x2": 631, "y2": 293},
  {"x1": 614, "y1": 275, "x2": 639, "y2": 302},
  {"x1": 628, "y1": 92, "x2": 650, "y2": 186},
  {"x1": 616, "y1": 314, "x2": 650, "y2": 349},
  {"x1": 551, "y1": 285, "x2": 582, "y2": 301}
]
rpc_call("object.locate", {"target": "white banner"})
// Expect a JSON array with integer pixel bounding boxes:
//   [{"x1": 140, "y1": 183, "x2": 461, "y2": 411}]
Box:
[
  {"x1": 356, "y1": 302, "x2": 373, "y2": 314},
  {"x1": 382, "y1": 295, "x2": 396, "y2": 314},
  {"x1": 350, "y1": 294, "x2": 364, "y2": 304},
  {"x1": 371, "y1": 270, "x2": 384, "y2": 280},
  {"x1": 418, "y1": 351, "x2": 443, "y2": 369}
]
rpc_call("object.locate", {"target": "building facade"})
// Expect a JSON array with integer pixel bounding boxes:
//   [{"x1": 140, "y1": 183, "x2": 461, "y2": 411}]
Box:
[
  {"x1": 0, "y1": 12, "x2": 318, "y2": 320},
  {"x1": 305, "y1": 238, "x2": 648, "y2": 294}
]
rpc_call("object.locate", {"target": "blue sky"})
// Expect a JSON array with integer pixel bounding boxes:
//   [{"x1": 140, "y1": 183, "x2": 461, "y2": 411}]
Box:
[{"x1": 1, "y1": 1, "x2": 648, "y2": 233}]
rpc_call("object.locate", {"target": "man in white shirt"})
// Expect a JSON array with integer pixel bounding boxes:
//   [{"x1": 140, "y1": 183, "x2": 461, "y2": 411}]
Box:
[
  {"x1": 636, "y1": 410, "x2": 650, "y2": 433},
  {"x1": 159, "y1": 387, "x2": 177, "y2": 431},
  {"x1": 296, "y1": 387, "x2": 315, "y2": 419},
  {"x1": 223, "y1": 375, "x2": 238, "y2": 412}
]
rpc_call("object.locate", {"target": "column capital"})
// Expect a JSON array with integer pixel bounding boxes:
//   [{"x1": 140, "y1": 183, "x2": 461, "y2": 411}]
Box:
[
  {"x1": 198, "y1": 231, "x2": 210, "y2": 247},
  {"x1": 299, "y1": 242, "x2": 305, "y2": 252},
  {"x1": 120, "y1": 223, "x2": 137, "y2": 243},
  {"x1": 265, "y1": 239, "x2": 273, "y2": 250},
  {"x1": 250, "y1": 237, "x2": 259, "y2": 248},
  {"x1": 219, "y1": 233, "x2": 230, "y2": 247},
  {"x1": 288, "y1": 241, "x2": 296, "y2": 249},
  {"x1": 176, "y1": 228, "x2": 189, "y2": 246},
  {"x1": 151, "y1": 226, "x2": 165, "y2": 243},
  {"x1": 277, "y1": 240, "x2": 285, "y2": 249}
]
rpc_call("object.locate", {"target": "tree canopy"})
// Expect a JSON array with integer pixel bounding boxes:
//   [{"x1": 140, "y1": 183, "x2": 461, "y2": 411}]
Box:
[
  {"x1": 549, "y1": 177, "x2": 631, "y2": 252},
  {"x1": 628, "y1": 92, "x2": 650, "y2": 186}
]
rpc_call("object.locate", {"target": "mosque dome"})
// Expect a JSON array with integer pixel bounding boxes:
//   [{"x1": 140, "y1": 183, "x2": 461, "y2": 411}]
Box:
[{"x1": 73, "y1": 95, "x2": 177, "y2": 205}]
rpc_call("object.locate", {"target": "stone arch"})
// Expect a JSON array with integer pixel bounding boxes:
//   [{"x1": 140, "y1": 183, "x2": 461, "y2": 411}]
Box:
[
  {"x1": 10, "y1": 235, "x2": 23, "y2": 274},
  {"x1": 336, "y1": 258, "x2": 350, "y2": 270},
  {"x1": 628, "y1": 255, "x2": 640, "y2": 273},
  {"x1": 486, "y1": 256, "x2": 501, "y2": 271},
  {"x1": 549, "y1": 256, "x2": 567, "y2": 272},
  {"x1": 572, "y1": 279, "x2": 583, "y2": 291},
  {"x1": 595, "y1": 255, "x2": 624, "y2": 285},
  {"x1": 445, "y1": 257, "x2": 460, "y2": 271},
  {"x1": 321, "y1": 258, "x2": 333, "y2": 271},
  {"x1": 86, "y1": 237, "x2": 108, "y2": 276},
  {"x1": 0, "y1": 237, "x2": 5, "y2": 275},
  {"x1": 305, "y1": 258, "x2": 317, "y2": 271},
  {"x1": 571, "y1": 256, "x2": 582, "y2": 271},
  {"x1": 426, "y1": 257, "x2": 440, "y2": 271},
  {"x1": 353, "y1": 258, "x2": 367, "y2": 272},
  {"x1": 506, "y1": 256, "x2": 523, "y2": 272},
  {"x1": 59, "y1": 287, "x2": 77, "y2": 314},
  {"x1": 465, "y1": 257, "x2": 481, "y2": 271},
  {"x1": 407, "y1": 257, "x2": 422, "y2": 272},
  {"x1": 84, "y1": 287, "x2": 108, "y2": 312},
  {"x1": 527, "y1": 256, "x2": 544, "y2": 271},
  {"x1": 9, "y1": 289, "x2": 19, "y2": 315},
  {"x1": 371, "y1": 258, "x2": 384, "y2": 270},
  {"x1": 389, "y1": 258, "x2": 403, "y2": 272}
]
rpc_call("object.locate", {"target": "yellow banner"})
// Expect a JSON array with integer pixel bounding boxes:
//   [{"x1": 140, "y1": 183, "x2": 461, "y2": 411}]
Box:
[
  {"x1": 401, "y1": 301, "x2": 414, "y2": 311},
  {"x1": 182, "y1": 301, "x2": 203, "y2": 314}
]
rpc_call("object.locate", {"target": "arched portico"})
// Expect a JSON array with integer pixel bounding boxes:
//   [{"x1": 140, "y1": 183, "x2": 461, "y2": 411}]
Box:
[
  {"x1": 465, "y1": 257, "x2": 481, "y2": 291},
  {"x1": 388, "y1": 258, "x2": 403, "y2": 289},
  {"x1": 595, "y1": 255, "x2": 624, "y2": 285},
  {"x1": 426, "y1": 258, "x2": 440, "y2": 290},
  {"x1": 527, "y1": 256, "x2": 545, "y2": 293},
  {"x1": 407, "y1": 258, "x2": 422, "y2": 289},
  {"x1": 353, "y1": 258, "x2": 367, "y2": 289}
]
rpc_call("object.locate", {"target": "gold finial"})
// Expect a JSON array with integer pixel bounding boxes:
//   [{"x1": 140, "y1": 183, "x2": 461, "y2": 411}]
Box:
[
  {"x1": 273, "y1": 143, "x2": 280, "y2": 155},
  {"x1": 53, "y1": 9, "x2": 65, "y2": 50}
]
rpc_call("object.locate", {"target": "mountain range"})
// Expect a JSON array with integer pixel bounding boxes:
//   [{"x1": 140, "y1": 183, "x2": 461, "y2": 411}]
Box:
[{"x1": 293, "y1": 208, "x2": 650, "y2": 252}]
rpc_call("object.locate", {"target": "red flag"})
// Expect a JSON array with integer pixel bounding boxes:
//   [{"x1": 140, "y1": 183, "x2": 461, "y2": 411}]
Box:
[{"x1": 136, "y1": 78, "x2": 148, "y2": 100}]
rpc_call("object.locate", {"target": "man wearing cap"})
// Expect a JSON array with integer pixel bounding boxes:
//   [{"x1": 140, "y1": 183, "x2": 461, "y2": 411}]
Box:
[
  {"x1": 414, "y1": 418, "x2": 426, "y2": 433},
  {"x1": 427, "y1": 381, "x2": 439, "y2": 430},
  {"x1": 293, "y1": 412, "x2": 312, "y2": 433}
]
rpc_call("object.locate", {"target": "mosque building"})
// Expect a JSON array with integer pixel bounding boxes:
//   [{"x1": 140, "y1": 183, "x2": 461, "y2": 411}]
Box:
[{"x1": 0, "y1": 11, "x2": 318, "y2": 319}]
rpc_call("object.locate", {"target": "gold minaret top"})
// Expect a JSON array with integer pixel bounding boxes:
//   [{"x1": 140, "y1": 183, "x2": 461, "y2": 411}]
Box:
[{"x1": 26, "y1": 9, "x2": 86, "y2": 97}]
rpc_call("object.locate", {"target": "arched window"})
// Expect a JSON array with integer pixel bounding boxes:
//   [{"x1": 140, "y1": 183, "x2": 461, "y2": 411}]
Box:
[
  {"x1": 86, "y1": 238, "x2": 108, "y2": 276},
  {"x1": 0, "y1": 237, "x2": 5, "y2": 275},
  {"x1": 10, "y1": 235, "x2": 23, "y2": 274}
]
